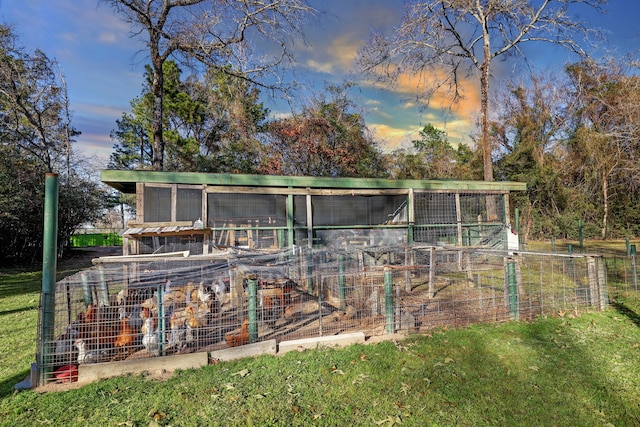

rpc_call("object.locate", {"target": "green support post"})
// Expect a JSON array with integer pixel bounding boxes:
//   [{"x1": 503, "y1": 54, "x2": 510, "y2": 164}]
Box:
[
  {"x1": 157, "y1": 281, "x2": 165, "y2": 355},
  {"x1": 306, "y1": 251, "x2": 314, "y2": 293},
  {"x1": 626, "y1": 237, "x2": 631, "y2": 256},
  {"x1": 38, "y1": 173, "x2": 59, "y2": 386},
  {"x1": 80, "y1": 272, "x2": 93, "y2": 307},
  {"x1": 97, "y1": 266, "x2": 109, "y2": 307},
  {"x1": 286, "y1": 194, "x2": 294, "y2": 248},
  {"x1": 247, "y1": 274, "x2": 258, "y2": 343},
  {"x1": 515, "y1": 208, "x2": 520, "y2": 248},
  {"x1": 631, "y1": 245, "x2": 638, "y2": 292},
  {"x1": 507, "y1": 259, "x2": 518, "y2": 320},
  {"x1": 578, "y1": 219, "x2": 583, "y2": 252},
  {"x1": 384, "y1": 267, "x2": 394, "y2": 334},
  {"x1": 338, "y1": 254, "x2": 346, "y2": 310}
]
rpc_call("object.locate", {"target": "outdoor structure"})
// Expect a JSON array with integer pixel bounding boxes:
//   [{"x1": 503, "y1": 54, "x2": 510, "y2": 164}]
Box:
[
  {"x1": 101, "y1": 170, "x2": 525, "y2": 255},
  {"x1": 31, "y1": 171, "x2": 609, "y2": 387}
]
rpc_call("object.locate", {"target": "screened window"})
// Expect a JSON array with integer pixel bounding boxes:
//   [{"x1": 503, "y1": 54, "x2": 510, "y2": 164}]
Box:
[
  {"x1": 207, "y1": 193, "x2": 286, "y2": 226},
  {"x1": 176, "y1": 188, "x2": 202, "y2": 222},
  {"x1": 311, "y1": 195, "x2": 406, "y2": 226},
  {"x1": 143, "y1": 186, "x2": 171, "y2": 222}
]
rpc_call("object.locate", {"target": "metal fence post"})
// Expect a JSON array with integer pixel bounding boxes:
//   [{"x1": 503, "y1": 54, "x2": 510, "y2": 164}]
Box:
[
  {"x1": 631, "y1": 245, "x2": 638, "y2": 292},
  {"x1": 338, "y1": 254, "x2": 346, "y2": 310},
  {"x1": 506, "y1": 258, "x2": 518, "y2": 320},
  {"x1": 384, "y1": 267, "x2": 394, "y2": 334},
  {"x1": 38, "y1": 173, "x2": 59, "y2": 386},
  {"x1": 247, "y1": 274, "x2": 258, "y2": 343}
]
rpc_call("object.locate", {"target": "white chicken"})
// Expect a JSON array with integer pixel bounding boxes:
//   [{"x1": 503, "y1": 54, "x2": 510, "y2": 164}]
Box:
[
  {"x1": 197, "y1": 282, "x2": 212, "y2": 303},
  {"x1": 142, "y1": 317, "x2": 159, "y2": 356},
  {"x1": 54, "y1": 326, "x2": 78, "y2": 358},
  {"x1": 74, "y1": 338, "x2": 107, "y2": 364},
  {"x1": 213, "y1": 278, "x2": 227, "y2": 304}
]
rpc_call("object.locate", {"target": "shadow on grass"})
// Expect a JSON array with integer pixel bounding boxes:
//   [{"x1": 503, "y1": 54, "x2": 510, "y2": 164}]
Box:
[
  {"x1": 0, "y1": 370, "x2": 31, "y2": 399},
  {"x1": 611, "y1": 301, "x2": 640, "y2": 327}
]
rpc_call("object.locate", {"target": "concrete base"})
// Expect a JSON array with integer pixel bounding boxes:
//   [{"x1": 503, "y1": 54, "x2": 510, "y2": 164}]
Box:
[
  {"x1": 211, "y1": 339, "x2": 277, "y2": 362},
  {"x1": 278, "y1": 332, "x2": 366, "y2": 354},
  {"x1": 78, "y1": 351, "x2": 208, "y2": 385},
  {"x1": 53, "y1": 332, "x2": 409, "y2": 387}
]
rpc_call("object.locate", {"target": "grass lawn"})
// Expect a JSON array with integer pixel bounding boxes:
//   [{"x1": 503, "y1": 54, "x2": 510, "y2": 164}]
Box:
[{"x1": 1, "y1": 249, "x2": 639, "y2": 426}]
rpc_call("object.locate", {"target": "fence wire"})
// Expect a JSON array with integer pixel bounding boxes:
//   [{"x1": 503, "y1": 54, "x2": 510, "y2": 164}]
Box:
[{"x1": 39, "y1": 245, "x2": 636, "y2": 385}]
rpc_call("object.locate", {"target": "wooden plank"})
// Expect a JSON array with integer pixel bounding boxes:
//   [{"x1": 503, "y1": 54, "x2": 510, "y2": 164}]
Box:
[
  {"x1": 204, "y1": 186, "x2": 409, "y2": 196},
  {"x1": 126, "y1": 221, "x2": 193, "y2": 228}
]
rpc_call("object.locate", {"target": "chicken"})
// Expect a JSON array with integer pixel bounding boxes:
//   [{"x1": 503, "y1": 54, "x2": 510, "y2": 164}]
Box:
[
  {"x1": 142, "y1": 317, "x2": 159, "y2": 356},
  {"x1": 167, "y1": 310, "x2": 189, "y2": 350},
  {"x1": 186, "y1": 302, "x2": 210, "y2": 328},
  {"x1": 74, "y1": 338, "x2": 108, "y2": 364},
  {"x1": 225, "y1": 318, "x2": 249, "y2": 348},
  {"x1": 114, "y1": 307, "x2": 136, "y2": 353},
  {"x1": 78, "y1": 303, "x2": 115, "y2": 347},
  {"x1": 54, "y1": 326, "x2": 78, "y2": 358},
  {"x1": 213, "y1": 278, "x2": 227, "y2": 304},
  {"x1": 197, "y1": 282, "x2": 212, "y2": 303},
  {"x1": 164, "y1": 279, "x2": 188, "y2": 305},
  {"x1": 85, "y1": 303, "x2": 97, "y2": 324},
  {"x1": 140, "y1": 307, "x2": 157, "y2": 335}
]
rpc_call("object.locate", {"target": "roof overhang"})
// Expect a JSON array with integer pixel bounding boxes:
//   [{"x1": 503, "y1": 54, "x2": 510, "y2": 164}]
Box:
[{"x1": 101, "y1": 170, "x2": 527, "y2": 194}]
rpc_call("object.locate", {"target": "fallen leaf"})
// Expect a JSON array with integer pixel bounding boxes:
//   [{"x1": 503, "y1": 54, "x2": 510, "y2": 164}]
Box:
[
  {"x1": 232, "y1": 369, "x2": 250, "y2": 377},
  {"x1": 352, "y1": 373, "x2": 369, "y2": 385},
  {"x1": 331, "y1": 369, "x2": 345, "y2": 375},
  {"x1": 375, "y1": 415, "x2": 402, "y2": 425},
  {"x1": 225, "y1": 382, "x2": 235, "y2": 390},
  {"x1": 444, "y1": 357, "x2": 455, "y2": 364},
  {"x1": 528, "y1": 366, "x2": 540, "y2": 372},
  {"x1": 400, "y1": 382, "x2": 411, "y2": 395}
]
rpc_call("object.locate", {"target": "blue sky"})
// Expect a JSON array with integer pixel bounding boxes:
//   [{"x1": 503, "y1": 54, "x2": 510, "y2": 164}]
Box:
[{"x1": 1, "y1": 1, "x2": 639, "y2": 165}]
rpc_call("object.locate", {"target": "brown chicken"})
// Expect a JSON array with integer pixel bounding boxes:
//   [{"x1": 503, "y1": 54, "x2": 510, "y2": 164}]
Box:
[
  {"x1": 114, "y1": 308, "x2": 136, "y2": 353},
  {"x1": 78, "y1": 303, "x2": 115, "y2": 347},
  {"x1": 225, "y1": 318, "x2": 249, "y2": 348}
]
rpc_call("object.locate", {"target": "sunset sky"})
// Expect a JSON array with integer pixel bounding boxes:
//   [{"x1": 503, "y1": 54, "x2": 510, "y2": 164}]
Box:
[{"x1": 1, "y1": 1, "x2": 639, "y2": 164}]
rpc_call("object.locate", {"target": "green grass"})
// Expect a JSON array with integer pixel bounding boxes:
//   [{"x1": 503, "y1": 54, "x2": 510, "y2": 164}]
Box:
[{"x1": 1, "y1": 258, "x2": 639, "y2": 426}]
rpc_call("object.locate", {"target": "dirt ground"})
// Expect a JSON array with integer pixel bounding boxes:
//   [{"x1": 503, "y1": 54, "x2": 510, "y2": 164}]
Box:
[{"x1": 57, "y1": 246, "x2": 122, "y2": 272}]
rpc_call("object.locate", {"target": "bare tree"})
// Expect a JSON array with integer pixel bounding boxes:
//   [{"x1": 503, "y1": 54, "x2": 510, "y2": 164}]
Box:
[
  {"x1": 565, "y1": 59, "x2": 640, "y2": 238},
  {"x1": 0, "y1": 25, "x2": 77, "y2": 173},
  {"x1": 357, "y1": 0, "x2": 605, "y2": 181},
  {"x1": 103, "y1": 0, "x2": 314, "y2": 171}
]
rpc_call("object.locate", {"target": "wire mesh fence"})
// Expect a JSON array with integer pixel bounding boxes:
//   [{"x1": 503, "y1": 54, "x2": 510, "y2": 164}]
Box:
[{"x1": 39, "y1": 244, "x2": 637, "y2": 385}]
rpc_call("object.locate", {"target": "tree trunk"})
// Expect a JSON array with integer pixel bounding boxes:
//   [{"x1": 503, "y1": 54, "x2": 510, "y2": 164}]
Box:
[
  {"x1": 480, "y1": 62, "x2": 493, "y2": 182},
  {"x1": 480, "y1": 14, "x2": 493, "y2": 183},
  {"x1": 601, "y1": 172, "x2": 608, "y2": 239},
  {"x1": 152, "y1": 59, "x2": 164, "y2": 171}
]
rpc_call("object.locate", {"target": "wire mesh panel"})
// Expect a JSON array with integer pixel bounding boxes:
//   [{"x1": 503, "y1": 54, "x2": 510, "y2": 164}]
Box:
[
  {"x1": 38, "y1": 245, "x2": 611, "y2": 385},
  {"x1": 413, "y1": 192, "x2": 506, "y2": 247}
]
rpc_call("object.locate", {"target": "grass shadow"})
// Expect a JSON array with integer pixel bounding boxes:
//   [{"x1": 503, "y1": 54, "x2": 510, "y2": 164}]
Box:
[
  {"x1": 0, "y1": 370, "x2": 31, "y2": 399},
  {"x1": 611, "y1": 300, "x2": 640, "y2": 327}
]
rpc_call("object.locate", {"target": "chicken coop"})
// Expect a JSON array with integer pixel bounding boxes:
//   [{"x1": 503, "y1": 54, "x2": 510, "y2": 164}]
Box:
[
  {"x1": 102, "y1": 170, "x2": 526, "y2": 255},
  {"x1": 45, "y1": 171, "x2": 614, "y2": 387}
]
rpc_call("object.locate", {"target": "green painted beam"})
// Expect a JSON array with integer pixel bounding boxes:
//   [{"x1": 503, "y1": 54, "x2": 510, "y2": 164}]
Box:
[{"x1": 101, "y1": 170, "x2": 526, "y2": 194}]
